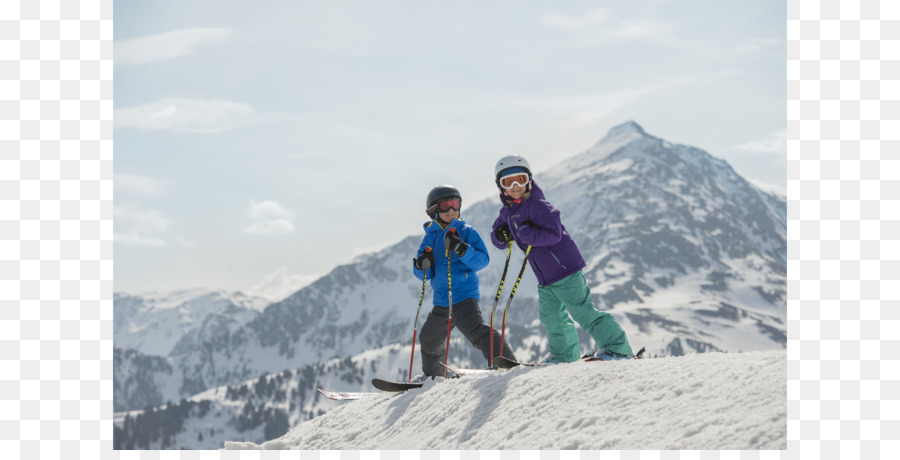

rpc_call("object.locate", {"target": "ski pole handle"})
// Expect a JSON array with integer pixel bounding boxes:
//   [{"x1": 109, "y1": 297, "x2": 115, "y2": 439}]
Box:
[{"x1": 444, "y1": 227, "x2": 456, "y2": 250}]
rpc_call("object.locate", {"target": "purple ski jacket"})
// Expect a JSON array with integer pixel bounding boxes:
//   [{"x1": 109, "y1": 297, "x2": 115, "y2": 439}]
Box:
[{"x1": 490, "y1": 182, "x2": 586, "y2": 286}]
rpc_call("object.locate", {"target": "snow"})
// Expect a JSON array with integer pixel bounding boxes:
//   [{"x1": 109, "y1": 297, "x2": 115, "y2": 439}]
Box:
[{"x1": 224, "y1": 349, "x2": 785, "y2": 450}]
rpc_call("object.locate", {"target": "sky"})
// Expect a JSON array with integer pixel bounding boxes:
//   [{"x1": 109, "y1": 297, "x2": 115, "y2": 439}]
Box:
[
  {"x1": 223, "y1": 350, "x2": 787, "y2": 450},
  {"x1": 114, "y1": 0, "x2": 786, "y2": 297}
]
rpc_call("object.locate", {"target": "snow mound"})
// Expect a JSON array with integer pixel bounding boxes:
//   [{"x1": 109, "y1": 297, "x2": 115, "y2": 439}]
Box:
[{"x1": 224, "y1": 350, "x2": 785, "y2": 450}]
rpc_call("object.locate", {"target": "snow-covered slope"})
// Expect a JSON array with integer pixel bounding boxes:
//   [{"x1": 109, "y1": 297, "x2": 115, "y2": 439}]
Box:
[{"x1": 225, "y1": 350, "x2": 786, "y2": 450}]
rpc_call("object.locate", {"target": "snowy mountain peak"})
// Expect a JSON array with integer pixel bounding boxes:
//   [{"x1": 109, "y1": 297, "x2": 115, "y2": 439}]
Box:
[
  {"x1": 592, "y1": 120, "x2": 651, "y2": 150},
  {"x1": 543, "y1": 120, "x2": 652, "y2": 181},
  {"x1": 605, "y1": 120, "x2": 647, "y2": 137}
]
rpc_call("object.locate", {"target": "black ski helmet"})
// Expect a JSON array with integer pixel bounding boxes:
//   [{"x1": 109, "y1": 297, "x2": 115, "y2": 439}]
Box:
[{"x1": 425, "y1": 185, "x2": 462, "y2": 217}]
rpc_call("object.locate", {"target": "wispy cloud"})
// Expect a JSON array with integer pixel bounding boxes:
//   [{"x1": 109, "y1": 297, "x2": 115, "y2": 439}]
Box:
[
  {"x1": 244, "y1": 201, "x2": 295, "y2": 235},
  {"x1": 115, "y1": 28, "x2": 234, "y2": 68},
  {"x1": 735, "y1": 38, "x2": 783, "y2": 54},
  {"x1": 733, "y1": 130, "x2": 786, "y2": 156},
  {"x1": 114, "y1": 233, "x2": 167, "y2": 247},
  {"x1": 541, "y1": 9, "x2": 609, "y2": 29},
  {"x1": 114, "y1": 173, "x2": 167, "y2": 196},
  {"x1": 524, "y1": 77, "x2": 701, "y2": 129},
  {"x1": 541, "y1": 10, "x2": 673, "y2": 46},
  {"x1": 114, "y1": 204, "x2": 170, "y2": 246},
  {"x1": 244, "y1": 220, "x2": 295, "y2": 235},
  {"x1": 609, "y1": 20, "x2": 671, "y2": 39},
  {"x1": 114, "y1": 98, "x2": 254, "y2": 133},
  {"x1": 115, "y1": 204, "x2": 170, "y2": 233}
]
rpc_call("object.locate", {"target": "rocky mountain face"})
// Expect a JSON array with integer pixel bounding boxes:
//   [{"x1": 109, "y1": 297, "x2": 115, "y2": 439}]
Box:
[
  {"x1": 114, "y1": 288, "x2": 271, "y2": 410},
  {"x1": 114, "y1": 288, "x2": 270, "y2": 357},
  {"x1": 539, "y1": 121, "x2": 786, "y2": 355},
  {"x1": 115, "y1": 121, "x2": 786, "y2": 447}
]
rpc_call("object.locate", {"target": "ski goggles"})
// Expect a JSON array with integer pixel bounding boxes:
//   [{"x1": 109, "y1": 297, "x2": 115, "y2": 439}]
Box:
[
  {"x1": 498, "y1": 172, "x2": 530, "y2": 190},
  {"x1": 436, "y1": 198, "x2": 461, "y2": 212}
]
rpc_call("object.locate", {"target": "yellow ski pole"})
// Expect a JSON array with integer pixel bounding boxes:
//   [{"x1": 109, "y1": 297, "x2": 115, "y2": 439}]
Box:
[
  {"x1": 500, "y1": 245, "x2": 531, "y2": 357},
  {"x1": 408, "y1": 247, "x2": 431, "y2": 383},
  {"x1": 442, "y1": 228, "x2": 457, "y2": 377},
  {"x1": 489, "y1": 243, "x2": 513, "y2": 368}
]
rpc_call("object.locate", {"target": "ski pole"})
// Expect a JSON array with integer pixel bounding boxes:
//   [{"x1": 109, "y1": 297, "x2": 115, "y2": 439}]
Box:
[
  {"x1": 443, "y1": 228, "x2": 456, "y2": 377},
  {"x1": 500, "y1": 245, "x2": 531, "y2": 359},
  {"x1": 490, "y1": 243, "x2": 513, "y2": 368},
  {"x1": 408, "y1": 247, "x2": 431, "y2": 383}
]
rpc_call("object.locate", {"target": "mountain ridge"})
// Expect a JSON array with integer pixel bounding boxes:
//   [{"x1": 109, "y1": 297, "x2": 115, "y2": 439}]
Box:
[{"x1": 114, "y1": 121, "x2": 787, "y2": 448}]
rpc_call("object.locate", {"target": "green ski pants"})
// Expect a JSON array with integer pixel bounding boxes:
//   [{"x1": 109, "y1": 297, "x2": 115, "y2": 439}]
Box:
[{"x1": 537, "y1": 271, "x2": 633, "y2": 362}]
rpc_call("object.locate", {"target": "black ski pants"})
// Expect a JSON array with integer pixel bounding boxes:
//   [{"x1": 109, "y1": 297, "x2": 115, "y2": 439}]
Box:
[{"x1": 418, "y1": 297, "x2": 517, "y2": 377}]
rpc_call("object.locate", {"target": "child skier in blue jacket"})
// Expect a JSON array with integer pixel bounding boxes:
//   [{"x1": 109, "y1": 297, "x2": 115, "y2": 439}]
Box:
[{"x1": 413, "y1": 185, "x2": 517, "y2": 377}]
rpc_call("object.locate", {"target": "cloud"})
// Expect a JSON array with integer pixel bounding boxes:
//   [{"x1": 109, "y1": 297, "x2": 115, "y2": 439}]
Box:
[
  {"x1": 735, "y1": 38, "x2": 783, "y2": 54},
  {"x1": 114, "y1": 233, "x2": 167, "y2": 247},
  {"x1": 114, "y1": 203, "x2": 170, "y2": 246},
  {"x1": 244, "y1": 219, "x2": 295, "y2": 235},
  {"x1": 733, "y1": 130, "x2": 786, "y2": 155},
  {"x1": 114, "y1": 173, "x2": 167, "y2": 196},
  {"x1": 115, "y1": 204, "x2": 170, "y2": 233},
  {"x1": 114, "y1": 98, "x2": 254, "y2": 133},
  {"x1": 249, "y1": 200, "x2": 294, "y2": 220},
  {"x1": 115, "y1": 28, "x2": 234, "y2": 68},
  {"x1": 541, "y1": 10, "x2": 609, "y2": 30},
  {"x1": 522, "y1": 77, "x2": 700, "y2": 129},
  {"x1": 541, "y1": 10, "x2": 672, "y2": 46},
  {"x1": 610, "y1": 20, "x2": 671, "y2": 39},
  {"x1": 245, "y1": 200, "x2": 295, "y2": 235}
]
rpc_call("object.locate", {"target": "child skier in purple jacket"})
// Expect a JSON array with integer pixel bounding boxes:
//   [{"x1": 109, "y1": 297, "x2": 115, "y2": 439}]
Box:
[{"x1": 490, "y1": 155, "x2": 634, "y2": 363}]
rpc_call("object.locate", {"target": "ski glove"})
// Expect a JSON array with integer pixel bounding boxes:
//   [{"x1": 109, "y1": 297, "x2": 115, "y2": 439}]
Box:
[
  {"x1": 414, "y1": 247, "x2": 433, "y2": 270},
  {"x1": 444, "y1": 231, "x2": 468, "y2": 257},
  {"x1": 494, "y1": 224, "x2": 512, "y2": 243}
]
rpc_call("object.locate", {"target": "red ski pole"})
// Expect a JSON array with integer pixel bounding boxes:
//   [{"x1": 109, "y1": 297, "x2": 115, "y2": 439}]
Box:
[{"x1": 408, "y1": 247, "x2": 431, "y2": 383}]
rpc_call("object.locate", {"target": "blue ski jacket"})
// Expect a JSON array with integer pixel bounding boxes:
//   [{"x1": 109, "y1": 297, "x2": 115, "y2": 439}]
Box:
[{"x1": 413, "y1": 217, "x2": 490, "y2": 307}]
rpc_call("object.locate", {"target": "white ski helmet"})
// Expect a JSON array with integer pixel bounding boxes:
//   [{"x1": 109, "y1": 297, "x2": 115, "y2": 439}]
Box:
[{"x1": 494, "y1": 155, "x2": 532, "y2": 186}]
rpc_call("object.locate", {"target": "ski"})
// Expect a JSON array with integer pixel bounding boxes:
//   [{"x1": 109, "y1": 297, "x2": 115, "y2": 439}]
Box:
[
  {"x1": 494, "y1": 348, "x2": 644, "y2": 369},
  {"x1": 371, "y1": 378, "x2": 425, "y2": 393},
  {"x1": 441, "y1": 362, "x2": 495, "y2": 376},
  {"x1": 317, "y1": 389, "x2": 380, "y2": 401},
  {"x1": 493, "y1": 350, "x2": 594, "y2": 368},
  {"x1": 492, "y1": 356, "x2": 544, "y2": 369}
]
